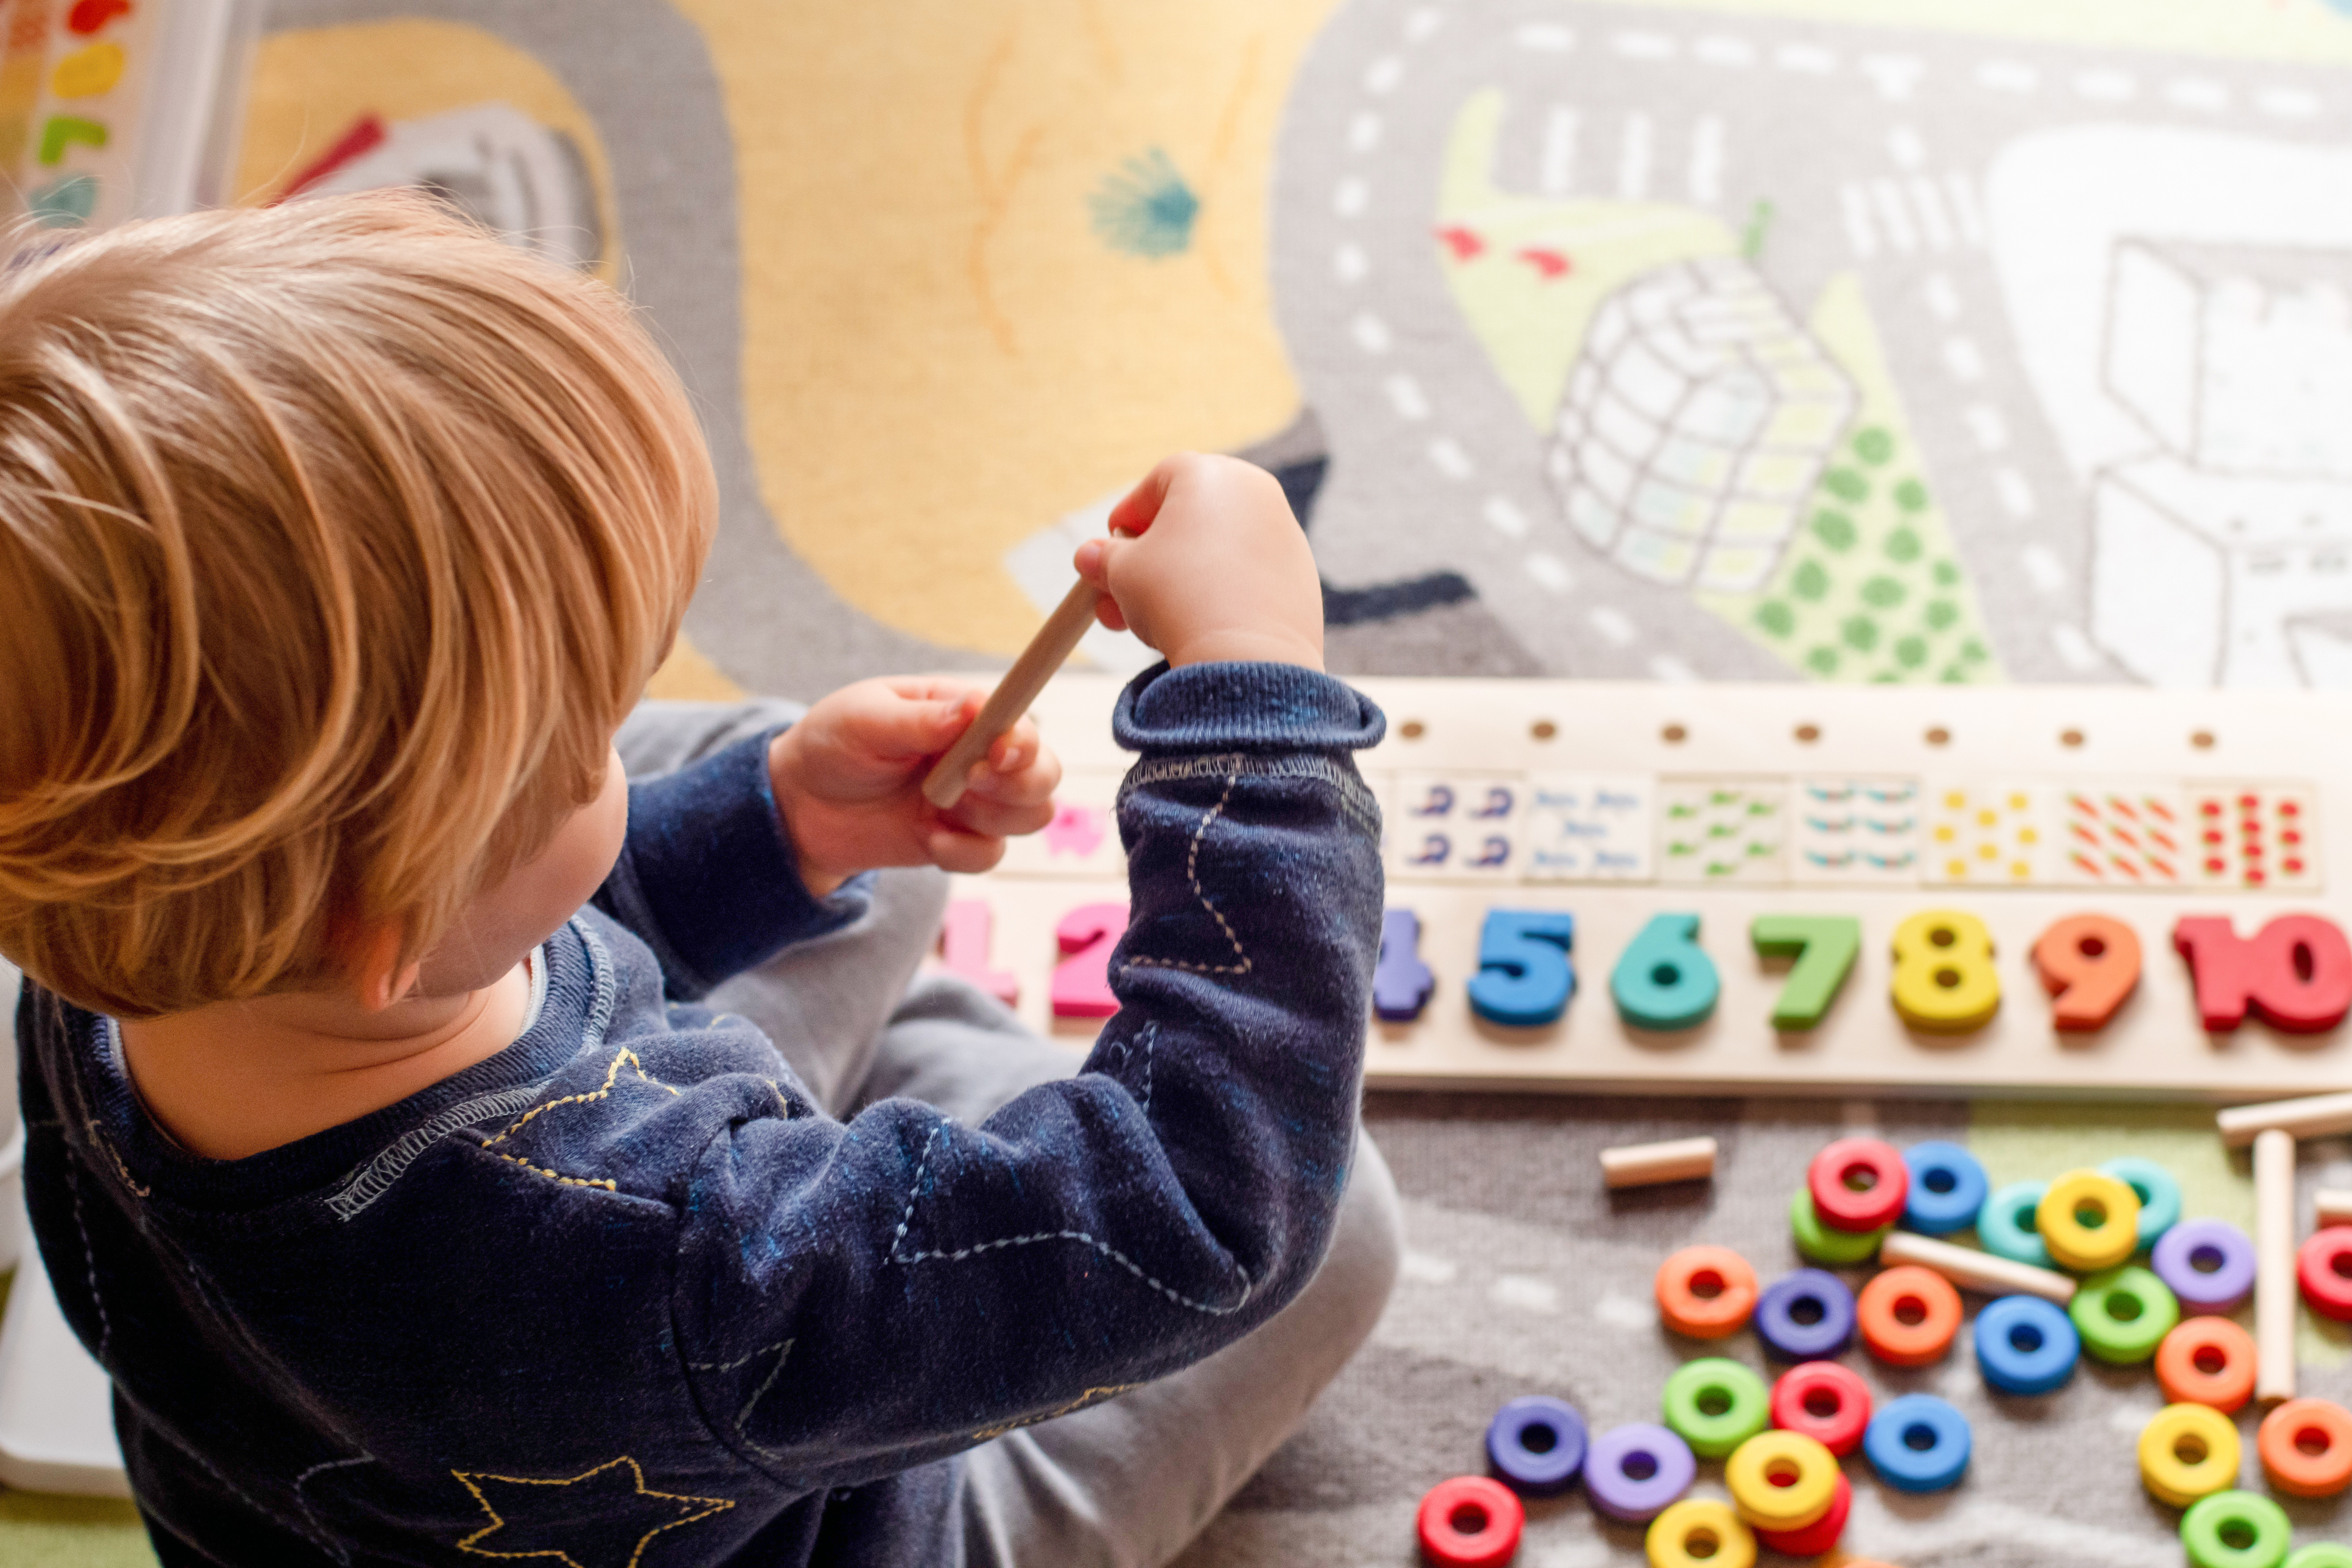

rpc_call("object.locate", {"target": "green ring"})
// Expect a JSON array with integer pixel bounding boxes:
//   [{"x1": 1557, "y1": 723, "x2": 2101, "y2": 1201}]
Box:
[
  {"x1": 2288, "y1": 1547, "x2": 2352, "y2": 1568},
  {"x1": 1661, "y1": 1357, "x2": 1771, "y2": 1459},
  {"x1": 2070, "y1": 1265, "x2": 2179, "y2": 1364},
  {"x1": 2182, "y1": 1491, "x2": 2291, "y2": 1568},
  {"x1": 1790, "y1": 1187, "x2": 1886, "y2": 1265}
]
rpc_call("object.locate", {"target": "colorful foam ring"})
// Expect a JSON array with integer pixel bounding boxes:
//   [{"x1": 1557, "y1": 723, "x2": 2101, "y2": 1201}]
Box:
[
  {"x1": 2101, "y1": 1155, "x2": 2183, "y2": 1247},
  {"x1": 1466, "y1": 909, "x2": 1576, "y2": 1027},
  {"x1": 1751, "y1": 1469, "x2": 1850, "y2": 1558},
  {"x1": 2154, "y1": 1219, "x2": 2259, "y2": 1316},
  {"x1": 1416, "y1": 1475, "x2": 1524, "y2": 1568},
  {"x1": 1857, "y1": 1264, "x2": 1964, "y2": 1367},
  {"x1": 2140, "y1": 1402, "x2": 2244, "y2": 1508},
  {"x1": 2157, "y1": 1317, "x2": 2259, "y2": 1413},
  {"x1": 2287, "y1": 1548, "x2": 2352, "y2": 1568},
  {"x1": 1754, "y1": 1270, "x2": 1858, "y2": 1362},
  {"x1": 2070, "y1": 1265, "x2": 2181, "y2": 1365},
  {"x1": 2259, "y1": 1399, "x2": 2352, "y2": 1499},
  {"x1": 1789, "y1": 1188, "x2": 1888, "y2": 1265},
  {"x1": 2299, "y1": 1227, "x2": 2352, "y2": 1322},
  {"x1": 1661, "y1": 1358, "x2": 1771, "y2": 1458},
  {"x1": 1977, "y1": 1180, "x2": 2054, "y2": 1268},
  {"x1": 1889, "y1": 908, "x2": 2001, "y2": 1032},
  {"x1": 2175, "y1": 914, "x2": 2352, "y2": 1034},
  {"x1": 1808, "y1": 1136, "x2": 1909, "y2": 1233},
  {"x1": 1583, "y1": 1423, "x2": 1697, "y2": 1523},
  {"x1": 2181, "y1": 1491, "x2": 2292, "y2": 1568},
  {"x1": 1645, "y1": 1498, "x2": 1755, "y2": 1568},
  {"x1": 1973, "y1": 1293, "x2": 2081, "y2": 1396},
  {"x1": 1484, "y1": 1395, "x2": 1586, "y2": 1495},
  {"x1": 1900, "y1": 1140, "x2": 1989, "y2": 1235},
  {"x1": 1769, "y1": 1360, "x2": 1872, "y2": 1457},
  {"x1": 1749, "y1": 914, "x2": 1861, "y2": 1031},
  {"x1": 2036, "y1": 1168, "x2": 2143, "y2": 1273},
  {"x1": 1611, "y1": 913, "x2": 1721, "y2": 1031},
  {"x1": 1654, "y1": 1245, "x2": 1759, "y2": 1340},
  {"x1": 1724, "y1": 1430, "x2": 1838, "y2": 1532},
  {"x1": 1373, "y1": 909, "x2": 1437, "y2": 1022},
  {"x1": 2032, "y1": 912, "x2": 2143, "y2": 1030},
  {"x1": 1862, "y1": 1393, "x2": 1972, "y2": 1493}
]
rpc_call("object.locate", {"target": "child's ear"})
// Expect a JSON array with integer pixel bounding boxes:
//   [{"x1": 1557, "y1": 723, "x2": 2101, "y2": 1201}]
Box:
[{"x1": 351, "y1": 924, "x2": 422, "y2": 1013}]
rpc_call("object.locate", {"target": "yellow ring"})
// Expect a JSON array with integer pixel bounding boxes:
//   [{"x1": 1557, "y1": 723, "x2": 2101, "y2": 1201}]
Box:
[
  {"x1": 1723, "y1": 1430, "x2": 1838, "y2": 1531},
  {"x1": 2037, "y1": 1169, "x2": 2141, "y2": 1272},
  {"x1": 1647, "y1": 1499, "x2": 1757, "y2": 1568},
  {"x1": 2140, "y1": 1402, "x2": 2242, "y2": 1508}
]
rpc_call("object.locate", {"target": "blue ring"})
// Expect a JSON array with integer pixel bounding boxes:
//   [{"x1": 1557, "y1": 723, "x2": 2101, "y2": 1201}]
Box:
[
  {"x1": 1977, "y1": 1180, "x2": 2052, "y2": 1267},
  {"x1": 1754, "y1": 1268, "x2": 1858, "y2": 1361},
  {"x1": 1485, "y1": 1395, "x2": 1586, "y2": 1494},
  {"x1": 1973, "y1": 1294, "x2": 2081, "y2": 1396},
  {"x1": 1902, "y1": 1141, "x2": 1989, "y2": 1234},
  {"x1": 1863, "y1": 1394, "x2": 1972, "y2": 1493},
  {"x1": 2098, "y1": 1156, "x2": 2182, "y2": 1247}
]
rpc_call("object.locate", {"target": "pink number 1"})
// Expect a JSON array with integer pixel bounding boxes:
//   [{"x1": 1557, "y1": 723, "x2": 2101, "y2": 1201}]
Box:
[{"x1": 938, "y1": 900, "x2": 1018, "y2": 1006}]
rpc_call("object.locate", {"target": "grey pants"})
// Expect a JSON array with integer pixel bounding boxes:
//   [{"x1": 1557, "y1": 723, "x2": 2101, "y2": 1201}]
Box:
[{"x1": 617, "y1": 701, "x2": 1403, "y2": 1568}]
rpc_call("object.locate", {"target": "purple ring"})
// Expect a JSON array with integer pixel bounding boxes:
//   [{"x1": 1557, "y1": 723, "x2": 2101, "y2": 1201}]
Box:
[
  {"x1": 1755, "y1": 1267, "x2": 1858, "y2": 1360},
  {"x1": 1583, "y1": 1422, "x2": 1696, "y2": 1522},
  {"x1": 2152, "y1": 1217, "x2": 2257, "y2": 1314}
]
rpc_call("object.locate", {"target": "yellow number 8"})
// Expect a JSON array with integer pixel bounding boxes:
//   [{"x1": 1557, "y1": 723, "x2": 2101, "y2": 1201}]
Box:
[{"x1": 1891, "y1": 909, "x2": 2001, "y2": 1032}]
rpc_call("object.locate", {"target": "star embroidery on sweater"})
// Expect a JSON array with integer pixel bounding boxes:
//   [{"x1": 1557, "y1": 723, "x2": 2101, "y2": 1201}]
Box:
[{"x1": 452, "y1": 1457, "x2": 732, "y2": 1568}]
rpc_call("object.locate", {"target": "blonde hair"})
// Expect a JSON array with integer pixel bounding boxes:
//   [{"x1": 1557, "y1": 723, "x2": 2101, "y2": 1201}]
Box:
[{"x1": 0, "y1": 192, "x2": 716, "y2": 1017}]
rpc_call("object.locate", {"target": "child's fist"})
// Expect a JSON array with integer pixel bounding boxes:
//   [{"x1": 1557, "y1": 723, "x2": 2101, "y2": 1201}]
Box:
[
  {"x1": 767, "y1": 678, "x2": 1061, "y2": 895},
  {"x1": 1074, "y1": 453, "x2": 1323, "y2": 671}
]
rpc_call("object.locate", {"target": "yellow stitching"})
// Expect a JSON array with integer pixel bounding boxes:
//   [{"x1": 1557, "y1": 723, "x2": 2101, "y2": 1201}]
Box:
[
  {"x1": 85, "y1": 1121, "x2": 150, "y2": 1197},
  {"x1": 491, "y1": 1153, "x2": 617, "y2": 1194},
  {"x1": 483, "y1": 1049, "x2": 678, "y2": 1148},
  {"x1": 452, "y1": 1455, "x2": 732, "y2": 1568},
  {"x1": 971, "y1": 1382, "x2": 1145, "y2": 1441}
]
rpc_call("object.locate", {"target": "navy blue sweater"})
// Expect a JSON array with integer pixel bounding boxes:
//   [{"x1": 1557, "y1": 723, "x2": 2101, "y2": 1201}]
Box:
[{"x1": 16, "y1": 662, "x2": 1385, "y2": 1567}]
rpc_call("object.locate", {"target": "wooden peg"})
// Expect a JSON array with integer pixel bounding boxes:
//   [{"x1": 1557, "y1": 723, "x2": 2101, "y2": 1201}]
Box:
[
  {"x1": 2219, "y1": 1090, "x2": 2352, "y2": 1149},
  {"x1": 1599, "y1": 1135, "x2": 1717, "y2": 1189},
  {"x1": 1879, "y1": 1228, "x2": 2076, "y2": 1305},
  {"x1": 2317, "y1": 1189, "x2": 2352, "y2": 1228},
  {"x1": 922, "y1": 576, "x2": 1104, "y2": 810},
  {"x1": 2256, "y1": 1128, "x2": 2298, "y2": 1404}
]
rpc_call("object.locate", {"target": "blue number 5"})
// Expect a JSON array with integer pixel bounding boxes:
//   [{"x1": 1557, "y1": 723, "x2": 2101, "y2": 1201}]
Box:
[{"x1": 1469, "y1": 909, "x2": 1577, "y2": 1026}]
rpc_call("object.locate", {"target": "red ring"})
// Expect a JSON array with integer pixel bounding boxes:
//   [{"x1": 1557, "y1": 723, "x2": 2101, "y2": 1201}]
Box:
[
  {"x1": 1754, "y1": 1469, "x2": 1852, "y2": 1557},
  {"x1": 1656, "y1": 1245, "x2": 1759, "y2": 1339},
  {"x1": 1807, "y1": 1137, "x2": 1909, "y2": 1233},
  {"x1": 1416, "y1": 1475, "x2": 1524, "y2": 1567},
  {"x1": 2156, "y1": 1317, "x2": 2256, "y2": 1413},
  {"x1": 1857, "y1": 1265, "x2": 1963, "y2": 1368},
  {"x1": 2299, "y1": 1228, "x2": 2352, "y2": 1322},
  {"x1": 1769, "y1": 1360, "x2": 1872, "y2": 1457}
]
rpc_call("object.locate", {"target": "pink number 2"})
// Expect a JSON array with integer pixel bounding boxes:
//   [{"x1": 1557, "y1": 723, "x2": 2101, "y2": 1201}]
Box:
[
  {"x1": 938, "y1": 900, "x2": 1019, "y2": 1006},
  {"x1": 1051, "y1": 902, "x2": 1129, "y2": 1019}
]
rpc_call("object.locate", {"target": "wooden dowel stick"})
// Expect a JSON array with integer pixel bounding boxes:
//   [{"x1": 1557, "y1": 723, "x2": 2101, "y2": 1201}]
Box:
[
  {"x1": 2317, "y1": 1188, "x2": 2352, "y2": 1228},
  {"x1": 2218, "y1": 1090, "x2": 2352, "y2": 1149},
  {"x1": 922, "y1": 576, "x2": 1104, "y2": 810},
  {"x1": 1599, "y1": 1136, "x2": 1717, "y2": 1189},
  {"x1": 2256, "y1": 1127, "x2": 2298, "y2": 1404},
  {"x1": 1878, "y1": 1229, "x2": 2076, "y2": 1305}
]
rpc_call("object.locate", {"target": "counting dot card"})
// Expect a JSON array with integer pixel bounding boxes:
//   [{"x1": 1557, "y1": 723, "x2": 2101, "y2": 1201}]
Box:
[{"x1": 951, "y1": 676, "x2": 2352, "y2": 1100}]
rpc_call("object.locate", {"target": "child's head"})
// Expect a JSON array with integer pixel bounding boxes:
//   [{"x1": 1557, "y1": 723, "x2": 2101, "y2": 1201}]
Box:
[{"x1": 0, "y1": 192, "x2": 716, "y2": 1018}]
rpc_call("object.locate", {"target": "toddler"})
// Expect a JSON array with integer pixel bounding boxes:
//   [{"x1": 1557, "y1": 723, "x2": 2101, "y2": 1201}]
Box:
[{"x1": 0, "y1": 192, "x2": 1400, "y2": 1566}]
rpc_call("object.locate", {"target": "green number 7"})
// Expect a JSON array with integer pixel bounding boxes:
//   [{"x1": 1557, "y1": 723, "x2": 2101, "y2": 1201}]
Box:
[{"x1": 1751, "y1": 915, "x2": 1862, "y2": 1031}]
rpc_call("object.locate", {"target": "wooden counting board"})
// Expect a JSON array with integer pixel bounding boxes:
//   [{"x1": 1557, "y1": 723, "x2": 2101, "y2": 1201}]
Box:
[{"x1": 943, "y1": 676, "x2": 2352, "y2": 1102}]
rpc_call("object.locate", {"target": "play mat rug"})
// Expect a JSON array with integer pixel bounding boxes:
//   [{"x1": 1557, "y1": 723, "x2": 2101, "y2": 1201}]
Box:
[{"x1": 18, "y1": 0, "x2": 2352, "y2": 1564}]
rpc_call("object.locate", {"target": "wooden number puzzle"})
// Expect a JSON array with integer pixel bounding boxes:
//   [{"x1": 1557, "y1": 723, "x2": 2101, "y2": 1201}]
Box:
[{"x1": 942, "y1": 676, "x2": 2352, "y2": 1101}]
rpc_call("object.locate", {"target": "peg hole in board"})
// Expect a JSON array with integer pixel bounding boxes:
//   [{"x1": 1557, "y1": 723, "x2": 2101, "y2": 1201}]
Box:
[
  {"x1": 1794, "y1": 723, "x2": 1821, "y2": 743},
  {"x1": 1661, "y1": 723, "x2": 1688, "y2": 744},
  {"x1": 1924, "y1": 726, "x2": 1950, "y2": 747},
  {"x1": 1531, "y1": 719, "x2": 1558, "y2": 741},
  {"x1": 1400, "y1": 719, "x2": 1426, "y2": 740},
  {"x1": 2061, "y1": 728, "x2": 2085, "y2": 748},
  {"x1": 2193, "y1": 730, "x2": 2217, "y2": 751}
]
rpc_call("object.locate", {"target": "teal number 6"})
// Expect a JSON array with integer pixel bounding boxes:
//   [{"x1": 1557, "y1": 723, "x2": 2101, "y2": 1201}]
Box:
[
  {"x1": 1468, "y1": 910, "x2": 1576, "y2": 1026},
  {"x1": 1611, "y1": 913, "x2": 1721, "y2": 1031},
  {"x1": 1750, "y1": 914, "x2": 1863, "y2": 1030}
]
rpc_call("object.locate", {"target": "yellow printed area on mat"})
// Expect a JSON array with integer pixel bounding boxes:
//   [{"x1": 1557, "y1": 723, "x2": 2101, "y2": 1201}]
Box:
[
  {"x1": 669, "y1": 0, "x2": 1339, "y2": 656},
  {"x1": 1969, "y1": 1102, "x2": 2350, "y2": 1370},
  {"x1": 0, "y1": 1487, "x2": 155, "y2": 1568},
  {"x1": 232, "y1": 22, "x2": 621, "y2": 289}
]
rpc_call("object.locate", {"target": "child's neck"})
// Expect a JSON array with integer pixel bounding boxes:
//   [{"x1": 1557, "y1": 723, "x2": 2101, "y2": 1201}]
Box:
[{"x1": 115, "y1": 959, "x2": 534, "y2": 1161}]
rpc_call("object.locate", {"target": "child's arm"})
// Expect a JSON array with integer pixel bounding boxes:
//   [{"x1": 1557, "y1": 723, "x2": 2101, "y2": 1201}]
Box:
[{"x1": 668, "y1": 455, "x2": 1385, "y2": 1486}]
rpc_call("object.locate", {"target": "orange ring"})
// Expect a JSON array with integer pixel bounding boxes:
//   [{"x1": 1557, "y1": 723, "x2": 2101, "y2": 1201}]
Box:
[
  {"x1": 2259, "y1": 1398, "x2": 2352, "y2": 1498},
  {"x1": 1656, "y1": 1245, "x2": 1759, "y2": 1340},
  {"x1": 2155, "y1": 1317, "x2": 2257, "y2": 1413},
  {"x1": 1855, "y1": 1265, "x2": 1963, "y2": 1368}
]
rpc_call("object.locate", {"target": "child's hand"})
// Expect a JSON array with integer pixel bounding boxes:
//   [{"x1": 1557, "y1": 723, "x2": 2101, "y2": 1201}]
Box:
[
  {"x1": 1075, "y1": 453, "x2": 1324, "y2": 671},
  {"x1": 767, "y1": 678, "x2": 1060, "y2": 896}
]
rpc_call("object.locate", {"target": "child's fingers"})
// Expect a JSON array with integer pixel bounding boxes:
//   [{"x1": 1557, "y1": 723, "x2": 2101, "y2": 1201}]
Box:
[
  {"x1": 842, "y1": 688, "x2": 972, "y2": 761},
  {"x1": 1104, "y1": 453, "x2": 1189, "y2": 538},
  {"x1": 944, "y1": 793, "x2": 1054, "y2": 841},
  {"x1": 925, "y1": 826, "x2": 1007, "y2": 876}
]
